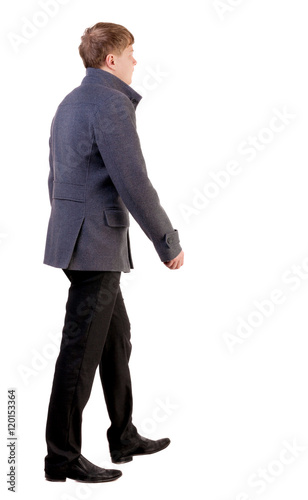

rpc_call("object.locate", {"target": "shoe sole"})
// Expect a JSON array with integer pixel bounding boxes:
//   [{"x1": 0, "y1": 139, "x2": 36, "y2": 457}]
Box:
[
  {"x1": 45, "y1": 473, "x2": 122, "y2": 483},
  {"x1": 112, "y1": 455, "x2": 133, "y2": 465},
  {"x1": 45, "y1": 474, "x2": 66, "y2": 482},
  {"x1": 111, "y1": 440, "x2": 171, "y2": 464}
]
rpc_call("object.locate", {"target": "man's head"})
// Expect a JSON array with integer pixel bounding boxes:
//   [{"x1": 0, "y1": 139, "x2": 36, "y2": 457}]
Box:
[{"x1": 79, "y1": 22, "x2": 137, "y2": 85}]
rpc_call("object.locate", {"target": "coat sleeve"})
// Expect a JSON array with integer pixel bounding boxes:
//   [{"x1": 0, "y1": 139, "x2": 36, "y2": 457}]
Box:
[{"x1": 94, "y1": 93, "x2": 182, "y2": 262}]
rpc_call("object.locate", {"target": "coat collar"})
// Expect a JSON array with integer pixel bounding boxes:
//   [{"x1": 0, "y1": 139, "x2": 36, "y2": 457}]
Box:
[{"x1": 83, "y1": 67, "x2": 142, "y2": 108}]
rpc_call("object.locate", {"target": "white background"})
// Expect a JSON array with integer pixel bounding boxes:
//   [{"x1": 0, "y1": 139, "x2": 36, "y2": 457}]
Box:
[{"x1": 1, "y1": 0, "x2": 308, "y2": 499}]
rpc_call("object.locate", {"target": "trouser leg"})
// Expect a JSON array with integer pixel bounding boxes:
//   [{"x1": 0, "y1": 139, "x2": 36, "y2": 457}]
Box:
[
  {"x1": 45, "y1": 270, "x2": 121, "y2": 475},
  {"x1": 99, "y1": 287, "x2": 138, "y2": 448}
]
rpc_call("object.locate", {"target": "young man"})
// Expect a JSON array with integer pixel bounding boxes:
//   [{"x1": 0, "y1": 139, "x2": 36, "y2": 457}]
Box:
[{"x1": 43, "y1": 22, "x2": 184, "y2": 483}]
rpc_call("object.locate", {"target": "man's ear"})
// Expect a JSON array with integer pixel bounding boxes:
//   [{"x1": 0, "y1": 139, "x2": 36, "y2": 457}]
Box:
[{"x1": 105, "y1": 54, "x2": 116, "y2": 68}]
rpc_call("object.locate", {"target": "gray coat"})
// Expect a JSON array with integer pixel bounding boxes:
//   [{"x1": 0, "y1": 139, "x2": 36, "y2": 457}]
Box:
[{"x1": 43, "y1": 68, "x2": 182, "y2": 272}]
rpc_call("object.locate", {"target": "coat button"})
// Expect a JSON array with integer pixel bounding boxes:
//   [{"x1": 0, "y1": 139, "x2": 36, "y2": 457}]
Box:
[{"x1": 167, "y1": 237, "x2": 173, "y2": 244}]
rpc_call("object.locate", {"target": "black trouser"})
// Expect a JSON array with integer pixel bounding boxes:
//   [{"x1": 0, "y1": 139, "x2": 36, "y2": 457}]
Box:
[{"x1": 45, "y1": 270, "x2": 137, "y2": 475}]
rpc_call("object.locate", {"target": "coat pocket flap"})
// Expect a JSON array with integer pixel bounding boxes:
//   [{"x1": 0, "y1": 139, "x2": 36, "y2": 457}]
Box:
[
  {"x1": 52, "y1": 182, "x2": 85, "y2": 202},
  {"x1": 104, "y1": 209, "x2": 130, "y2": 227}
]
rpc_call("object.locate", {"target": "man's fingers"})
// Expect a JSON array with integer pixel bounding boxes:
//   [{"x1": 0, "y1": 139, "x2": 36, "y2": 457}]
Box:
[
  {"x1": 164, "y1": 260, "x2": 179, "y2": 270},
  {"x1": 164, "y1": 250, "x2": 184, "y2": 270}
]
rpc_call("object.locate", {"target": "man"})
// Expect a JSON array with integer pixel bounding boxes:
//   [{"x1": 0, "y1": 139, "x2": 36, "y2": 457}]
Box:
[{"x1": 43, "y1": 22, "x2": 184, "y2": 483}]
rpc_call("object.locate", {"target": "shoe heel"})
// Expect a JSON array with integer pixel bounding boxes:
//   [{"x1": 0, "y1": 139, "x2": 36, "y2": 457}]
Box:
[
  {"x1": 45, "y1": 473, "x2": 66, "y2": 482},
  {"x1": 112, "y1": 456, "x2": 133, "y2": 465}
]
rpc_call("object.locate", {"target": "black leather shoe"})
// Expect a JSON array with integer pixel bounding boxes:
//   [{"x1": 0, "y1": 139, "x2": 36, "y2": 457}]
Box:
[
  {"x1": 110, "y1": 435, "x2": 171, "y2": 464},
  {"x1": 45, "y1": 455, "x2": 122, "y2": 482}
]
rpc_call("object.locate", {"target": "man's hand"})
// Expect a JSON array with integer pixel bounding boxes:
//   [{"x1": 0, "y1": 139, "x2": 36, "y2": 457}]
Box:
[{"x1": 164, "y1": 250, "x2": 184, "y2": 270}]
